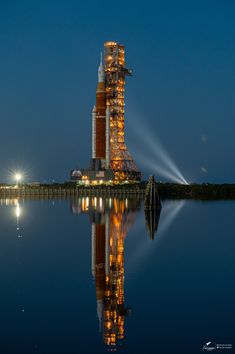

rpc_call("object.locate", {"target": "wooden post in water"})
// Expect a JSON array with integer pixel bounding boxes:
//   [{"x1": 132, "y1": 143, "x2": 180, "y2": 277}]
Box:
[{"x1": 144, "y1": 175, "x2": 161, "y2": 240}]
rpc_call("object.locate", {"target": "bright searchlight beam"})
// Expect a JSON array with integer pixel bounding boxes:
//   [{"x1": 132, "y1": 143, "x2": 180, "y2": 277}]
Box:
[
  {"x1": 137, "y1": 153, "x2": 187, "y2": 185},
  {"x1": 141, "y1": 135, "x2": 188, "y2": 185},
  {"x1": 129, "y1": 116, "x2": 188, "y2": 184}
]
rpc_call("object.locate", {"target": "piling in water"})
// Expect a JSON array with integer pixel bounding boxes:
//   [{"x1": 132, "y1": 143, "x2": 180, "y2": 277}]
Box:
[{"x1": 144, "y1": 175, "x2": 161, "y2": 240}]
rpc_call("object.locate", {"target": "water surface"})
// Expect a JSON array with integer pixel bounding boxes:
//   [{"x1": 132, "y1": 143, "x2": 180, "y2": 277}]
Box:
[{"x1": 0, "y1": 198, "x2": 234, "y2": 353}]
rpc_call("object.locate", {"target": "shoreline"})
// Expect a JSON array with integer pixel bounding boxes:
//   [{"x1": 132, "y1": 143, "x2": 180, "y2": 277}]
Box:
[{"x1": 0, "y1": 182, "x2": 235, "y2": 200}]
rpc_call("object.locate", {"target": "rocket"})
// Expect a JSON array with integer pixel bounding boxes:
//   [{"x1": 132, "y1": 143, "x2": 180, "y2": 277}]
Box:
[{"x1": 92, "y1": 54, "x2": 110, "y2": 167}]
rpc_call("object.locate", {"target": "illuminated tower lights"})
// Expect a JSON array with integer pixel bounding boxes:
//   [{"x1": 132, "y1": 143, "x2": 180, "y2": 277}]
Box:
[
  {"x1": 90, "y1": 198, "x2": 137, "y2": 347},
  {"x1": 104, "y1": 41, "x2": 140, "y2": 180},
  {"x1": 71, "y1": 41, "x2": 141, "y2": 183}
]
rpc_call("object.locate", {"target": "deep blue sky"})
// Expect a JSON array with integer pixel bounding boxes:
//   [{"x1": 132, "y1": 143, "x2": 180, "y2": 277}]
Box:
[{"x1": 0, "y1": 0, "x2": 234, "y2": 183}]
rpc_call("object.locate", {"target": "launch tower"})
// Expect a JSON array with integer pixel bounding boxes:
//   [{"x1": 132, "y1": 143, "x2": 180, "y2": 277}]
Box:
[
  {"x1": 71, "y1": 41, "x2": 141, "y2": 184},
  {"x1": 104, "y1": 42, "x2": 139, "y2": 180}
]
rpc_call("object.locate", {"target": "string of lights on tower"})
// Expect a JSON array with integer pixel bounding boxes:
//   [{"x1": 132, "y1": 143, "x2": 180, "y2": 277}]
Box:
[{"x1": 71, "y1": 41, "x2": 141, "y2": 184}]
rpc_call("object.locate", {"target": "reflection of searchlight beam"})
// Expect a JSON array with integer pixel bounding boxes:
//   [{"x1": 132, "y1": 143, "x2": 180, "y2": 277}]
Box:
[
  {"x1": 126, "y1": 200, "x2": 185, "y2": 274},
  {"x1": 158, "y1": 200, "x2": 185, "y2": 234}
]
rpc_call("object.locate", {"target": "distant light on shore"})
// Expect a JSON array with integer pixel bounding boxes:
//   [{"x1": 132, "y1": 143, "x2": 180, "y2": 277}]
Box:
[{"x1": 15, "y1": 173, "x2": 22, "y2": 182}]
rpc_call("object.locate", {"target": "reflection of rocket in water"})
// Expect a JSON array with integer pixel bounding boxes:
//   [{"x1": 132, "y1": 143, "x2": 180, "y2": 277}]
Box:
[
  {"x1": 70, "y1": 196, "x2": 161, "y2": 348},
  {"x1": 91, "y1": 221, "x2": 106, "y2": 331},
  {"x1": 91, "y1": 199, "x2": 135, "y2": 347}
]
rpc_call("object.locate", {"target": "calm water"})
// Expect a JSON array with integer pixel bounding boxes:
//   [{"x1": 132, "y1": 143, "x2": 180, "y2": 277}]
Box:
[{"x1": 0, "y1": 198, "x2": 234, "y2": 354}]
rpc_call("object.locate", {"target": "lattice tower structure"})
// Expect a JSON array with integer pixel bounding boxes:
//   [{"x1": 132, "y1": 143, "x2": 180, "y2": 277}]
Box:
[{"x1": 104, "y1": 42, "x2": 139, "y2": 180}]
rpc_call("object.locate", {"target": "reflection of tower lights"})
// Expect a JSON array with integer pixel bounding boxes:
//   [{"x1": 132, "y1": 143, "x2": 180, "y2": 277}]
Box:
[
  {"x1": 91, "y1": 198, "x2": 136, "y2": 348},
  {"x1": 81, "y1": 197, "x2": 89, "y2": 212},
  {"x1": 99, "y1": 197, "x2": 103, "y2": 209},
  {"x1": 103, "y1": 210, "x2": 125, "y2": 346},
  {"x1": 70, "y1": 197, "x2": 144, "y2": 347}
]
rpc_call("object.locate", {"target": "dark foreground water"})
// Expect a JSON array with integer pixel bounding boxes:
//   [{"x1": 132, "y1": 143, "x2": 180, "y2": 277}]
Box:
[{"x1": 0, "y1": 198, "x2": 234, "y2": 354}]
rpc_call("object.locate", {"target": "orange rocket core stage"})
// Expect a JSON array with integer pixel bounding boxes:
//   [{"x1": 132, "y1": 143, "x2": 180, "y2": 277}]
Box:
[{"x1": 95, "y1": 81, "x2": 106, "y2": 159}]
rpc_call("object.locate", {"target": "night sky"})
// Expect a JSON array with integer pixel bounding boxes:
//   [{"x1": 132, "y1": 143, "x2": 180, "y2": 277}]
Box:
[{"x1": 0, "y1": 0, "x2": 234, "y2": 183}]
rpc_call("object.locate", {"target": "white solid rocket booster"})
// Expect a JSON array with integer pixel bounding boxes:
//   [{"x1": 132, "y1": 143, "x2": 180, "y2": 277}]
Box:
[{"x1": 92, "y1": 105, "x2": 96, "y2": 159}]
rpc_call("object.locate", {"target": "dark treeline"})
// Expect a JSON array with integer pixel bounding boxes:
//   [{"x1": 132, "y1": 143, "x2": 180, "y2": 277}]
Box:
[{"x1": 156, "y1": 183, "x2": 235, "y2": 200}]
